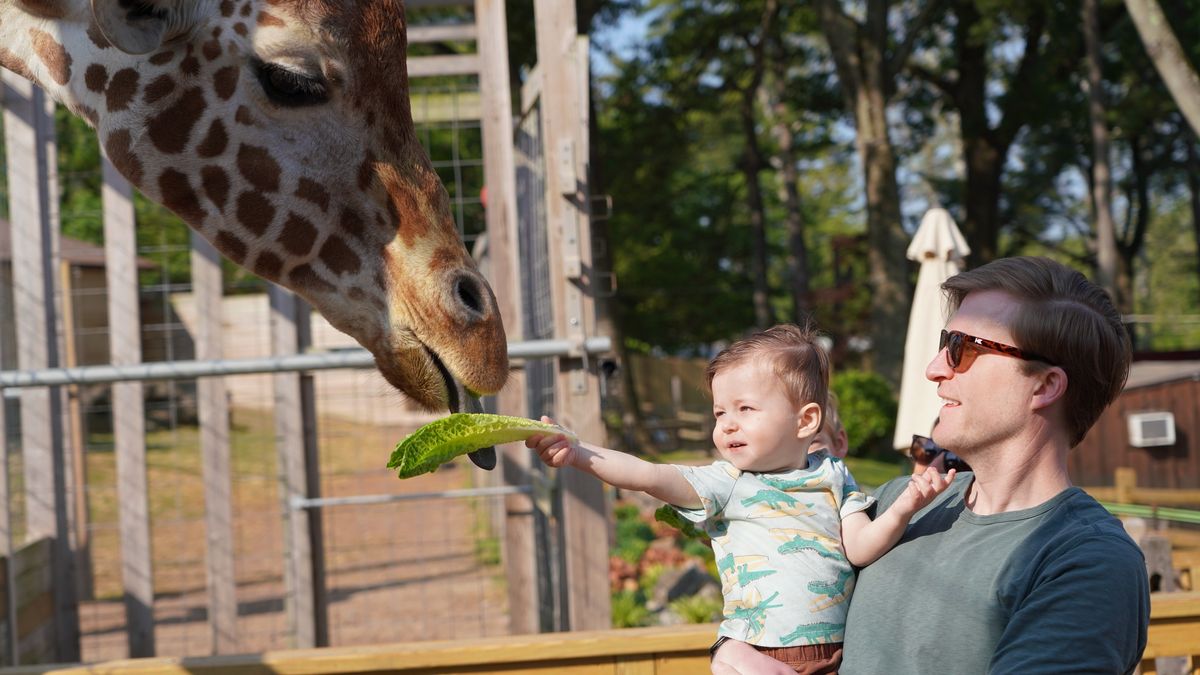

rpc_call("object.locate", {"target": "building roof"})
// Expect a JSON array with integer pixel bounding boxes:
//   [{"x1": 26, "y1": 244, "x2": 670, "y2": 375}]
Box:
[
  {"x1": 1126, "y1": 359, "x2": 1200, "y2": 390},
  {"x1": 0, "y1": 217, "x2": 155, "y2": 269}
]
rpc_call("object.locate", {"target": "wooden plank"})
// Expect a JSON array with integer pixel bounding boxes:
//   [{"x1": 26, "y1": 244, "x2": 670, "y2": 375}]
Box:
[
  {"x1": 533, "y1": 0, "x2": 610, "y2": 631},
  {"x1": 0, "y1": 388, "x2": 13, "y2": 666},
  {"x1": 57, "y1": 261, "x2": 92, "y2": 605},
  {"x1": 190, "y1": 235, "x2": 237, "y2": 653},
  {"x1": 407, "y1": 0, "x2": 473, "y2": 7},
  {"x1": 410, "y1": 91, "x2": 481, "y2": 125},
  {"x1": 475, "y1": 0, "x2": 538, "y2": 635},
  {"x1": 408, "y1": 54, "x2": 480, "y2": 78},
  {"x1": 2, "y1": 72, "x2": 80, "y2": 662},
  {"x1": 408, "y1": 24, "x2": 477, "y2": 44},
  {"x1": 101, "y1": 156, "x2": 155, "y2": 657},
  {"x1": 268, "y1": 287, "x2": 327, "y2": 648}
]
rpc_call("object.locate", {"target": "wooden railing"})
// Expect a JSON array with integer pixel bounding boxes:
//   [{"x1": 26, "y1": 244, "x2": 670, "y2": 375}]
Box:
[{"x1": 1, "y1": 593, "x2": 1197, "y2": 674}]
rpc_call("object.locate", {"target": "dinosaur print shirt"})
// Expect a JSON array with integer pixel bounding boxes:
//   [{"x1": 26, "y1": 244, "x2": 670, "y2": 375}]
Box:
[{"x1": 671, "y1": 452, "x2": 873, "y2": 647}]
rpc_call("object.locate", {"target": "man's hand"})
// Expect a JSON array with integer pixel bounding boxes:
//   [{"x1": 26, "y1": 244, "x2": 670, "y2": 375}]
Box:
[
  {"x1": 710, "y1": 638, "x2": 794, "y2": 675},
  {"x1": 524, "y1": 416, "x2": 578, "y2": 468}
]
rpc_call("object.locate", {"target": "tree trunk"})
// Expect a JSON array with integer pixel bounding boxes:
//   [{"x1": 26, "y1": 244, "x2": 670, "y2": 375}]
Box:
[
  {"x1": 817, "y1": 0, "x2": 910, "y2": 386},
  {"x1": 763, "y1": 51, "x2": 811, "y2": 322},
  {"x1": 1186, "y1": 141, "x2": 1200, "y2": 305},
  {"x1": 1124, "y1": 0, "x2": 1200, "y2": 138},
  {"x1": 740, "y1": 89, "x2": 774, "y2": 329},
  {"x1": 954, "y1": 0, "x2": 1004, "y2": 265},
  {"x1": 1084, "y1": 0, "x2": 1122, "y2": 307}
]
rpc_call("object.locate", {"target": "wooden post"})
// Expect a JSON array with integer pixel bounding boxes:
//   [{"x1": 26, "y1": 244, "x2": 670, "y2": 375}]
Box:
[
  {"x1": 269, "y1": 287, "x2": 328, "y2": 648},
  {"x1": 2, "y1": 71, "x2": 81, "y2": 662},
  {"x1": 476, "y1": 0, "x2": 539, "y2": 636},
  {"x1": 58, "y1": 260, "x2": 94, "y2": 605},
  {"x1": 190, "y1": 234, "x2": 237, "y2": 653},
  {"x1": 101, "y1": 156, "x2": 155, "y2": 656},
  {"x1": 1115, "y1": 467, "x2": 1137, "y2": 504},
  {"x1": 533, "y1": 0, "x2": 611, "y2": 631}
]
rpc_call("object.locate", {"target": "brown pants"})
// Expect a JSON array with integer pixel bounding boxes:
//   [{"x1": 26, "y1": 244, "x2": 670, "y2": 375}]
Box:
[{"x1": 756, "y1": 642, "x2": 843, "y2": 675}]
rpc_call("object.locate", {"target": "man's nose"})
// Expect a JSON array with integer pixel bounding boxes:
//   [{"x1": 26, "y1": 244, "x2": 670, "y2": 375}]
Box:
[{"x1": 926, "y1": 348, "x2": 953, "y2": 382}]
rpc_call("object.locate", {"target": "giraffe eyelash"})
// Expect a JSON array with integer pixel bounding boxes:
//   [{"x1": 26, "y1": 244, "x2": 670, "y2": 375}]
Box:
[{"x1": 254, "y1": 60, "x2": 329, "y2": 107}]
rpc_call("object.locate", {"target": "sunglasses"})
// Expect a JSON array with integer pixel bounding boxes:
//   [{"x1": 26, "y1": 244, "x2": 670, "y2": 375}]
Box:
[
  {"x1": 938, "y1": 329, "x2": 1055, "y2": 373},
  {"x1": 909, "y1": 434, "x2": 971, "y2": 472}
]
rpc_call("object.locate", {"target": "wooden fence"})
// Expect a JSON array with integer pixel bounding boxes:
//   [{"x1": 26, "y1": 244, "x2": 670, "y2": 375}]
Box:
[
  {"x1": 0, "y1": 595, "x2": 1197, "y2": 675},
  {"x1": 0, "y1": 539, "x2": 56, "y2": 665}
]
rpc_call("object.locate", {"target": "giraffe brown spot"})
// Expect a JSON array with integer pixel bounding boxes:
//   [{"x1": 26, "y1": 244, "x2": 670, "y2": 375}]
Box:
[
  {"x1": 105, "y1": 68, "x2": 139, "y2": 112},
  {"x1": 219, "y1": 0, "x2": 234, "y2": 16},
  {"x1": 237, "y1": 144, "x2": 281, "y2": 193},
  {"x1": 84, "y1": 64, "x2": 108, "y2": 93},
  {"x1": 319, "y1": 236, "x2": 360, "y2": 276},
  {"x1": 348, "y1": 287, "x2": 365, "y2": 301},
  {"x1": 148, "y1": 87, "x2": 206, "y2": 154},
  {"x1": 254, "y1": 251, "x2": 283, "y2": 280},
  {"x1": 159, "y1": 169, "x2": 206, "y2": 225},
  {"x1": 29, "y1": 28, "x2": 71, "y2": 86},
  {"x1": 295, "y1": 178, "x2": 330, "y2": 212},
  {"x1": 18, "y1": 0, "x2": 67, "y2": 20},
  {"x1": 212, "y1": 27, "x2": 223, "y2": 38},
  {"x1": 235, "y1": 106, "x2": 257, "y2": 126},
  {"x1": 213, "y1": 66, "x2": 239, "y2": 100},
  {"x1": 86, "y1": 22, "x2": 111, "y2": 49},
  {"x1": 214, "y1": 230, "x2": 248, "y2": 262},
  {"x1": 356, "y1": 155, "x2": 374, "y2": 191},
  {"x1": 200, "y1": 166, "x2": 230, "y2": 209},
  {"x1": 234, "y1": 23, "x2": 248, "y2": 36},
  {"x1": 202, "y1": 39, "x2": 222, "y2": 61},
  {"x1": 278, "y1": 213, "x2": 317, "y2": 255},
  {"x1": 429, "y1": 247, "x2": 461, "y2": 274},
  {"x1": 366, "y1": 110, "x2": 376, "y2": 127},
  {"x1": 0, "y1": 48, "x2": 35, "y2": 81},
  {"x1": 197, "y1": 119, "x2": 228, "y2": 158},
  {"x1": 339, "y1": 208, "x2": 366, "y2": 238},
  {"x1": 149, "y1": 50, "x2": 175, "y2": 65},
  {"x1": 104, "y1": 129, "x2": 143, "y2": 184},
  {"x1": 257, "y1": 11, "x2": 285, "y2": 27},
  {"x1": 143, "y1": 74, "x2": 176, "y2": 104},
  {"x1": 236, "y1": 191, "x2": 275, "y2": 236},
  {"x1": 289, "y1": 264, "x2": 335, "y2": 294},
  {"x1": 239, "y1": 2, "x2": 251, "y2": 16},
  {"x1": 75, "y1": 104, "x2": 98, "y2": 126},
  {"x1": 180, "y1": 55, "x2": 201, "y2": 77}
]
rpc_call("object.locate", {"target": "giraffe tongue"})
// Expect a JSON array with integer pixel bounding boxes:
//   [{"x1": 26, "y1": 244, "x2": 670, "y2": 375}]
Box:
[{"x1": 463, "y1": 392, "x2": 497, "y2": 471}]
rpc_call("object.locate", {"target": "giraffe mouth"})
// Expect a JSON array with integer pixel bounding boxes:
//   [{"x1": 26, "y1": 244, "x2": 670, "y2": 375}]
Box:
[{"x1": 425, "y1": 346, "x2": 497, "y2": 471}]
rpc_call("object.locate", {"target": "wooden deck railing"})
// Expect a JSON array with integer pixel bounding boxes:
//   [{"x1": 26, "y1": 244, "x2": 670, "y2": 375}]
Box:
[{"x1": 1, "y1": 592, "x2": 1197, "y2": 675}]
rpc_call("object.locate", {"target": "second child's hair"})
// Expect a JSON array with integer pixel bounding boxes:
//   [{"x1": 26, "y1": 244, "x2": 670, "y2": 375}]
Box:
[{"x1": 705, "y1": 324, "x2": 830, "y2": 418}]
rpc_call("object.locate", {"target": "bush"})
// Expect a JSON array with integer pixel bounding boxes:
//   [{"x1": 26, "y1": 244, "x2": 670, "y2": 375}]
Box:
[
  {"x1": 669, "y1": 593, "x2": 724, "y2": 624},
  {"x1": 831, "y1": 369, "x2": 898, "y2": 457},
  {"x1": 614, "y1": 504, "x2": 657, "y2": 563},
  {"x1": 611, "y1": 589, "x2": 651, "y2": 628}
]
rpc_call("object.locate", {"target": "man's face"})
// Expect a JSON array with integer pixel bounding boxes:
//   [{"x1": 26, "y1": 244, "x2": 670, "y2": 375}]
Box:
[{"x1": 925, "y1": 290, "x2": 1043, "y2": 458}]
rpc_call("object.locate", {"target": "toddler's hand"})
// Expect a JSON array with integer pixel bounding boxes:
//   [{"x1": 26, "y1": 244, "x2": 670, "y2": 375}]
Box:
[
  {"x1": 892, "y1": 466, "x2": 957, "y2": 517},
  {"x1": 524, "y1": 416, "x2": 577, "y2": 468}
]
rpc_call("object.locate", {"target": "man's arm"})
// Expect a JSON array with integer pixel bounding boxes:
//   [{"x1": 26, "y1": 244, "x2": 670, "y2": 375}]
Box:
[
  {"x1": 989, "y1": 536, "x2": 1149, "y2": 674},
  {"x1": 526, "y1": 420, "x2": 700, "y2": 508}
]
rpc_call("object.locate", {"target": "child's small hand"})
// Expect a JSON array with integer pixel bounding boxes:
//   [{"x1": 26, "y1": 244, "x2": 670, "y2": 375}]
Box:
[
  {"x1": 892, "y1": 466, "x2": 957, "y2": 517},
  {"x1": 525, "y1": 415, "x2": 578, "y2": 468}
]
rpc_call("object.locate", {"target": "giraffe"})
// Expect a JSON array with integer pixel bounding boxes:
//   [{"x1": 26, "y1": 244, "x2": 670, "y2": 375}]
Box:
[{"x1": 0, "y1": 0, "x2": 509, "y2": 429}]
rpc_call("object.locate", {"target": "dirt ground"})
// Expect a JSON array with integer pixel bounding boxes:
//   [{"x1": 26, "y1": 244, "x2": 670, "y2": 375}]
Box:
[{"x1": 77, "y1": 458, "x2": 511, "y2": 660}]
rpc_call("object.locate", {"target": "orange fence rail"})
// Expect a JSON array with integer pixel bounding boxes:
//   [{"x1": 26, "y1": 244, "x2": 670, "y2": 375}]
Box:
[{"x1": 0, "y1": 593, "x2": 1196, "y2": 674}]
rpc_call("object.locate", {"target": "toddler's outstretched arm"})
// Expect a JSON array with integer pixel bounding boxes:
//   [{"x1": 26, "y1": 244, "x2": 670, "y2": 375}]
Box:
[
  {"x1": 525, "y1": 416, "x2": 701, "y2": 509},
  {"x1": 841, "y1": 467, "x2": 957, "y2": 566}
]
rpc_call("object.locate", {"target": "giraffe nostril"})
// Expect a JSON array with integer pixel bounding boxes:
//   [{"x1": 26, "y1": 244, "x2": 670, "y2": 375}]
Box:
[{"x1": 455, "y1": 275, "x2": 484, "y2": 316}]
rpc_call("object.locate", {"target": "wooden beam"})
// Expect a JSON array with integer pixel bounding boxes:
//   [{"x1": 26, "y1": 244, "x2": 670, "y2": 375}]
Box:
[
  {"x1": 532, "y1": 0, "x2": 611, "y2": 631},
  {"x1": 101, "y1": 156, "x2": 155, "y2": 657},
  {"x1": 408, "y1": 54, "x2": 480, "y2": 78},
  {"x1": 408, "y1": 24, "x2": 477, "y2": 44},
  {"x1": 410, "y1": 91, "x2": 481, "y2": 125},
  {"x1": 190, "y1": 235, "x2": 237, "y2": 653}
]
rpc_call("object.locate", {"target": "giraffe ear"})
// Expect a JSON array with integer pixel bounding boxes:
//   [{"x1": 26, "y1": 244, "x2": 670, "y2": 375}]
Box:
[{"x1": 90, "y1": 0, "x2": 195, "y2": 55}]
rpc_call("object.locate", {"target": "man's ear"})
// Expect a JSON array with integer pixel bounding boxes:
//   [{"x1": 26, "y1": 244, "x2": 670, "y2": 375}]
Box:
[
  {"x1": 91, "y1": 0, "x2": 198, "y2": 54},
  {"x1": 1030, "y1": 366, "x2": 1068, "y2": 411},
  {"x1": 796, "y1": 402, "x2": 822, "y2": 438}
]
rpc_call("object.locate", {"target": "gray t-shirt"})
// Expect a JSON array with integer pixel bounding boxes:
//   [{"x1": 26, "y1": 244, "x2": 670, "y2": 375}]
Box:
[{"x1": 841, "y1": 475, "x2": 1149, "y2": 674}]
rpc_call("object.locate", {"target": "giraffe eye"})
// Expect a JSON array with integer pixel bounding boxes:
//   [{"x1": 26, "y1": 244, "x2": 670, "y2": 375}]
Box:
[{"x1": 255, "y1": 61, "x2": 328, "y2": 107}]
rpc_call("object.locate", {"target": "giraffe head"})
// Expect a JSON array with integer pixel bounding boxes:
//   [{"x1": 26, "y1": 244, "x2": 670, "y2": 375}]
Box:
[{"x1": 0, "y1": 0, "x2": 508, "y2": 411}]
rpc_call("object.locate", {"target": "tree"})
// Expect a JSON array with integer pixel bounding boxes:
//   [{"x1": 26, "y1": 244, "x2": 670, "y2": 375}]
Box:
[{"x1": 1123, "y1": 0, "x2": 1200, "y2": 137}]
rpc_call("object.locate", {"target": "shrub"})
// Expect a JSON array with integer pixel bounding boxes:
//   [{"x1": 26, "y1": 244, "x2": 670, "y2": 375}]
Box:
[
  {"x1": 669, "y1": 593, "x2": 724, "y2": 624},
  {"x1": 611, "y1": 589, "x2": 651, "y2": 628},
  {"x1": 831, "y1": 369, "x2": 898, "y2": 457}
]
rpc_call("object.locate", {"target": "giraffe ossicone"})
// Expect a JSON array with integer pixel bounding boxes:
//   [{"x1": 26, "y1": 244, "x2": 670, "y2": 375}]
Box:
[{"x1": 0, "y1": 0, "x2": 509, "y2": 415}]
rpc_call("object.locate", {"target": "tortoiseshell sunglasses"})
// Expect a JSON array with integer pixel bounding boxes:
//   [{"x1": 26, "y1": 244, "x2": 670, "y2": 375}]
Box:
[{"x1": 938, "y1": 329, "x2": 1055, "y2": 372}]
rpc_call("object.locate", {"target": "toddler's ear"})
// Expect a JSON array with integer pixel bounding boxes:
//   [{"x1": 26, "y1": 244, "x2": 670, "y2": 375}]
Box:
[{"x1": 796, "y1": 401, "x2": 822, "y2": 438}]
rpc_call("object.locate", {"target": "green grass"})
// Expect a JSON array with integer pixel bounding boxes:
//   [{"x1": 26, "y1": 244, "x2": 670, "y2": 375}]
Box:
[{"x1": 844, "y1": 455, "x2": 907, "y2": 490}]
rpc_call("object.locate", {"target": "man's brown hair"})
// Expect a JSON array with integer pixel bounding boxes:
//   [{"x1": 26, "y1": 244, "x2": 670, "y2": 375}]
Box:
[
  {"x1": 942, "y1": 256, "x2": 1131, "y2": 446},
  {"x1": 705, "y1": 324, "x2": 830, "y2": 425}
]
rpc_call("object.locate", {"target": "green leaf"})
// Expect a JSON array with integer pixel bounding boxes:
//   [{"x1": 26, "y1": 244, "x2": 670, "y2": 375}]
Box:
[
  {"x1": 653, "y1": 505, "x2": 708, "y2": 541},
  {"x1": 387, "y1": 413, "x2": 575, "y2": 479}
]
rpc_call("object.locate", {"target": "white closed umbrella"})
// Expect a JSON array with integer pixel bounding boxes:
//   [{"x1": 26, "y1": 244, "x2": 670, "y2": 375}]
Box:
[{"x1": 892, "y1": 208, "x2": 971, "y2": 451}]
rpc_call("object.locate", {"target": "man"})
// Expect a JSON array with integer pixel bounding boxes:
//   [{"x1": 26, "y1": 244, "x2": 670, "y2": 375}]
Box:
[{"x1": 714, "y1": 256, "x2": 1150, "y2": 674}]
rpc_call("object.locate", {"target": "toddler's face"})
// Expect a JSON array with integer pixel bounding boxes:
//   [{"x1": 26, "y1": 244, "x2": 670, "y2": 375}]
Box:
[{"x1": 710, "y1": 360, "x2": 812, "y2": 472}]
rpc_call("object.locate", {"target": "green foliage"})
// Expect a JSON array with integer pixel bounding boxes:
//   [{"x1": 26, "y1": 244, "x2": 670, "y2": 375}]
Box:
[
  {"x1": 611, "y1": 589, "x2": 652, "y2": 628},
  {"x1": 669, "y1": 593, "x2": 723, "y2": 624},
  {"x1": 614, "y1": 504, "x2": 656, "y2": 563},
  {"x1": 831, "y1": 370, "x2": 898, "y2": 457}
]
